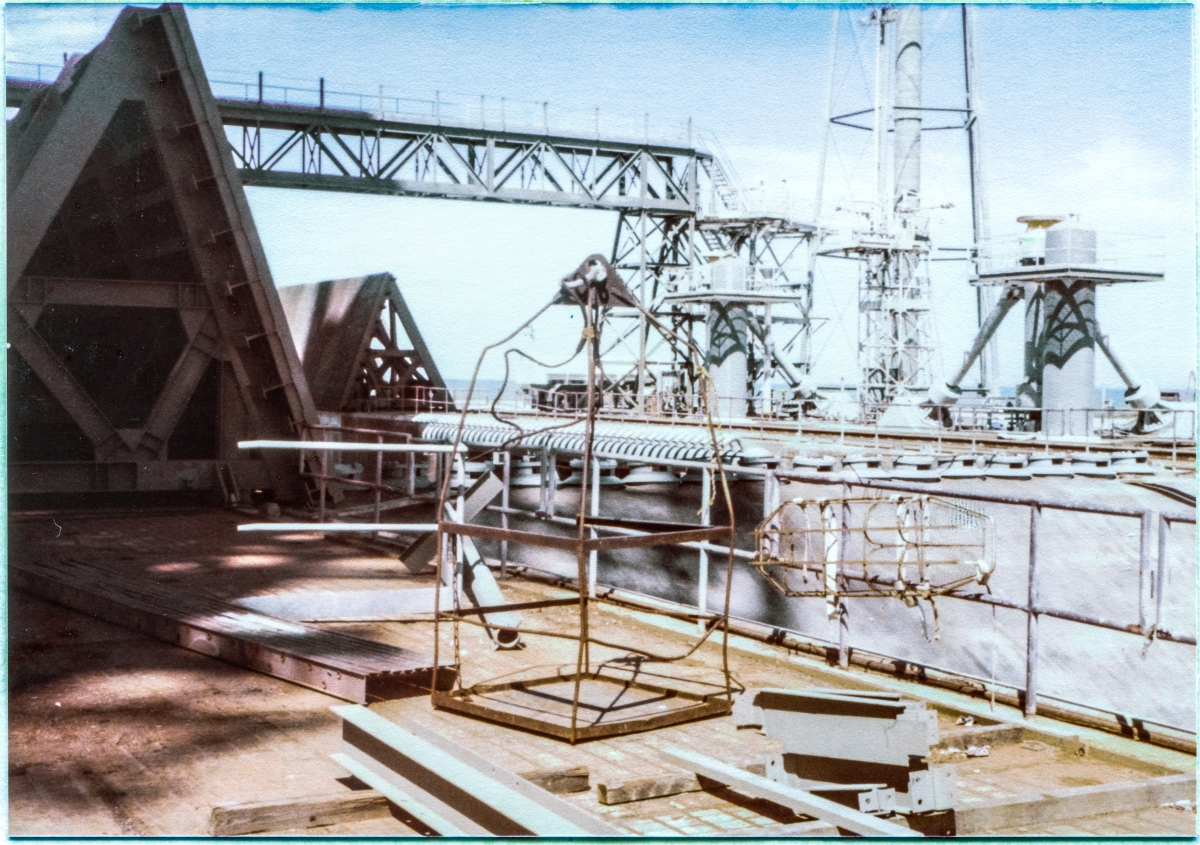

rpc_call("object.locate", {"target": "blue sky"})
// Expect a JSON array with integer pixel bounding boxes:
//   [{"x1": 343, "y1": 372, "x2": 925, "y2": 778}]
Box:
[{"x1": 6, "y1": 3, "x2": 1195, "y2": 390}]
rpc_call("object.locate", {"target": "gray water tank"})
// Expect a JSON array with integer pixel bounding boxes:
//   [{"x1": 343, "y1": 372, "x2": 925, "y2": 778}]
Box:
[{"x1": 1044, "y1": 227, "x2": 1097, "y2": 265}]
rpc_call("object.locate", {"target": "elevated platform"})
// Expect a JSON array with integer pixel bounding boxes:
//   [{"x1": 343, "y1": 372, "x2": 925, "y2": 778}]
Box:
[
  {"x1": 972, "y1": 265, "x2": 1163, "y2": 286},
  {"x1": 662, "y1": 289, "x2": 806, "y2": 305}
]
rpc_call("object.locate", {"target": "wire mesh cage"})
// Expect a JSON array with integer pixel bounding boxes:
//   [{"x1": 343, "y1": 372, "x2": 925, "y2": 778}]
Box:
[{"x1": 752, "y1": 494, "x2": 995, "y2": 606}]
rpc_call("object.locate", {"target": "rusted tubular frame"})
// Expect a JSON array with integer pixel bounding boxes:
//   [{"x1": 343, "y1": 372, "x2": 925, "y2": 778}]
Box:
[{"x1": 782, "y1": 471, "x2": 1195, "y2": 522}]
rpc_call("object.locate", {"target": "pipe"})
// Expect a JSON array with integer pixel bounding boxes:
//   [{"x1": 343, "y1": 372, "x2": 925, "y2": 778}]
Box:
[
  {"x1": 450, "y1": 500, "x2": 522, "y2": 649},
  {"x1": 1095, "y1": 327, "x2": 1161, "y2": 409},
  {"x1": 928, "y1": 284, "x2": 1022, "y2": 405},
  {"x1": 963, "y1": 3, "x2": 996, "y2": 391},
  {"x1": 462, "y1": 546, "x2": 523, "y2": 648}
]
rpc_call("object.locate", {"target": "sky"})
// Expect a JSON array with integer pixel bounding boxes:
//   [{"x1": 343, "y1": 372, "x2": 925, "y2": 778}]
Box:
[{"x1": 6, "y1": 3, "x2": 1195, "y2": 391}]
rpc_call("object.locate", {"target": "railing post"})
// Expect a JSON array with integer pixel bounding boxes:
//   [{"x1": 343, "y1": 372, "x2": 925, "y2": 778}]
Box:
[
  {"x1": 1024, "y1": 503, "x2": 1041, "y2": 717},
  {"x1": 406, "y1": 433, "x2": 417, "y2": 497},
  {"x1": 258, "y1": 70, "x2": 263, "y2": 103},
  {"x1": 698, "y1": 467, "x2": 711, "y2": 633},
  {"x1": 318, "y1": 427, "x2": 329, "y2": 523},
  {"x1": 838, "y1": 490, "x2": 851, "y2": 669},
  {"x1": 319, "y1": 77, "x2": 325, "y2": 109},
  {"x1": 1138, "y1": 510, "x2": 1154, "y2": 633},
  {"x1": 1156, "y1": 513, "x2": 1169, "y2": 633},
  {"x1": 499, "y1": 450, "x2": 510, "y2": 578},
  {"x1": 372, "y1": 433, "x2": 383, "y2": 540}
]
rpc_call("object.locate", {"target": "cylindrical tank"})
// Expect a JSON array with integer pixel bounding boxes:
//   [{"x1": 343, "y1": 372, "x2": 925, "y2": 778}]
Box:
[
  {"x1": 893, "y1": 6, "x2": 922, "y2": 211},
  {"x1": 1039, "y1": 280, "x2": 1097, "y2": 435},
  {"x1": 707, "y1": 303, "x2": 751, "y2": 419}
]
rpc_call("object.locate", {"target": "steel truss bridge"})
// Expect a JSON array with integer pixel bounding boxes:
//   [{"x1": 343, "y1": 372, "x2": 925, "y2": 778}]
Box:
[{"x1": 8, "y1": 74, "x2": 815, "y2": 402}]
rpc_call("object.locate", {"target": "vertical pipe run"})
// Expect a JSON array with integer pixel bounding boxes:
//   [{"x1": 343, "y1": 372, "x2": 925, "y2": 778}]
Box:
[
  {"x1": 698, "y1": 468, "x2": 712, "y2": 633},
  {"x1": 1024, "y1": 504, "x2": 1041, "y2": 717}
]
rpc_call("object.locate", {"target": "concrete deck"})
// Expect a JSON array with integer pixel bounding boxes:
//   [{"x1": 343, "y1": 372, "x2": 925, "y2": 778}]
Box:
[{"x1": 8, "y1": 504, "x2": 1196, "y2": 836}]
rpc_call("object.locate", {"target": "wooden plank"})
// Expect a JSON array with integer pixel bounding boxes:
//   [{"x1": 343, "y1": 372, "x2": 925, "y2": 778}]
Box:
[
  {"x1": 659, "y1": 746, "x2": 915, "y2": 837},
  {"x1": 598, "y1": 773, "x2": 701, "y2": 805},
  {"x1": 955, "y1": 773, "x2": 1197, "y2": 835},
  {"x1": 208, "y1": 790, "x2": 391, "y2": 836},
  {"x1": 10, "y1": 556, "x2": 444, "y2": 703},
  {"x1": 518, "y1": 766, "x2": 590, "y2": 795}
]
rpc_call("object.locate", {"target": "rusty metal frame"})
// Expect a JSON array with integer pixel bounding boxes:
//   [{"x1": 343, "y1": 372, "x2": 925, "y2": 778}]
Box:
[
  {"x1": 431, "y1": 671, "x2": 732, "y2": 743},
  {"x1": 429, "y1": 277, "x2": 741, "y2": 744}
]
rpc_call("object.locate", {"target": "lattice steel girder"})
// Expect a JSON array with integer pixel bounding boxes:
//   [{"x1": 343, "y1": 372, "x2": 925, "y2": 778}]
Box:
[
  {"x1": 10, "y1": 79, "x2": 712, "y2": 216},
  {"x1": 219, "y1": 100, "x2": 705, "y2": 214}
]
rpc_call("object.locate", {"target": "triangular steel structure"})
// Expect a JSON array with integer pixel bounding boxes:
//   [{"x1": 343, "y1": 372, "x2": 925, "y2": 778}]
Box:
[
  {"x1": 7, "y1": 4, "x2": 317, "y2": 498},
  {"x1": 278, "y1": 273, "x2": 450, "y2": 413}
]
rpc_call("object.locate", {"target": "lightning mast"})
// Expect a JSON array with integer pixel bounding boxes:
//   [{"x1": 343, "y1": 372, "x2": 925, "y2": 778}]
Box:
[
  {"x1": 815, "y1": 5, "x2": 998, "y2": 422},
  {"x1": 855, "y1": 5, "x2": 935, "y2": 420}
]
